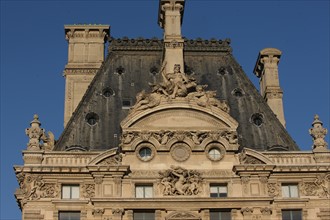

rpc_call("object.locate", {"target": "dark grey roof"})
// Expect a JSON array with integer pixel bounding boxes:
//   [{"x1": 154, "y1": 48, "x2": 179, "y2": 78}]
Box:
[{"x1": 54, "y1": 37, "x2": 299, "y2": 151}]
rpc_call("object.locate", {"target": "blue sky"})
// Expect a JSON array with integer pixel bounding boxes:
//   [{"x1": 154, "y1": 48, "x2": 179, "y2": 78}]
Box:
[{"x1": 1, "y1": 0, "x2": 329, "y2": 219}]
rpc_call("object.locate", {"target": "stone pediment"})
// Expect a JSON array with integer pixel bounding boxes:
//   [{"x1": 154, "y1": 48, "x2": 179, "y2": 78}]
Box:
[{"x1": 121, "y1": 101, "x2": 237, "y2": 131}]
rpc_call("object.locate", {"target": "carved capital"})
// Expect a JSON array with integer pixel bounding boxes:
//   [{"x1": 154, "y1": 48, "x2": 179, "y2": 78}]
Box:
[
  {"x1": 92, "y1": 209, "x2": 104, "y2": 216},
  {"x1": 241, "y1": 207, "x2": 254, "y2": 216}
]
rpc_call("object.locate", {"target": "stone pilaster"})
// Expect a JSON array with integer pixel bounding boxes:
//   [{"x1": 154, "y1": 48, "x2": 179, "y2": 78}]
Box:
[
  {"x1": 63, "y1": 25, "x2": 110, "y2": 126},
  {"x1": 254, "y1": 48, "x2": 286, "y2": 127}
]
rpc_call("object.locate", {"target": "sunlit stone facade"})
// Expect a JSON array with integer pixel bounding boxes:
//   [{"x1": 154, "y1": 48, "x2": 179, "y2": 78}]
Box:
[{"x1": 14, "y1": 1, "x2": 329, "y2": 220}]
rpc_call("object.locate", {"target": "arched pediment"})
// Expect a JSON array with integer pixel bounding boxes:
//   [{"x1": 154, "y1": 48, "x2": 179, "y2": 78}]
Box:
[
  {"x1": 88, "y1": 148, "x2": 122, "y2": 165},
  {"x1": 239, "y1": 148, "x2": 274, "y2": 165},
  {"x1": 121, "y1": 102, "x2": 238, "y2": 131},
  {"x1": 166, "y1": 211, "x2": 201, "y2": 220}
]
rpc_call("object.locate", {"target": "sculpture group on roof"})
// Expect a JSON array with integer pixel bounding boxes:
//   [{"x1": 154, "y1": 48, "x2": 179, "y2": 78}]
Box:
[{"x1": 131, "y1": 62, "x2": 229, "y2": 113}]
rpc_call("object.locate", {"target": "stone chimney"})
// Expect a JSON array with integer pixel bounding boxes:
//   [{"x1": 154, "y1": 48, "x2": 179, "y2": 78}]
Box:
[
  {"x1": 158, "y1": 0, "x2": 185, "y2": 74},
  {"x1": 63, "y1": 25, "x2": 110, "y2": 126},
  {"x1": 253, "y1": 48, "x2": 286, "y2": 127}
]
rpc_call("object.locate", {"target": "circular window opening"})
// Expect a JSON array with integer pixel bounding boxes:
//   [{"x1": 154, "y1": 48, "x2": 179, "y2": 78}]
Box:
[
  {"x1": 85, "y1": 112, "x2": 99, "y2": 126},
  {"x1": 102, "y1": 87, "x2": 114, "y2": 98},
  {"x1": 139, "y1": 147, "x2": 152, "y2": 160},
  {"x1": 232, "y1": 88, "x2": 244, "y2": 97},
  {"x1": 251, "y1": 113, "x2": 264, "y2": 126},
  {"x1": 208, "y1": 148, "x2": 221, "y2": 160}
]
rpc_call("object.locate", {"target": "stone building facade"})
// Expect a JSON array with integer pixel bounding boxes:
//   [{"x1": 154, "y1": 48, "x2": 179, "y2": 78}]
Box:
[{"x1": 14, "y1": 1, "x2": 329, "y2": 220}]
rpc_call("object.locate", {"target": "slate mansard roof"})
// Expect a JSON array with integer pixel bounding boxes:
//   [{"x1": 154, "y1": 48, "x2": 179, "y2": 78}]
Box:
[{"x1": 54, "y1": 37, "x2": 299, "y2": 151}]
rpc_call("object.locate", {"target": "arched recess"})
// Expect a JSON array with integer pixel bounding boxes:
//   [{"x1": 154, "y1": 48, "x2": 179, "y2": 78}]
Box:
[{"x1": 166, "y1": 211, "x2": 201, "y2": 220}]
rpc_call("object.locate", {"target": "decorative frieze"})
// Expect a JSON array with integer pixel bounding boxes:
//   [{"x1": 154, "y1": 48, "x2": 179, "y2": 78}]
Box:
[{"x1": 121, "y1": 130, "x2": 237, "y2": 147}]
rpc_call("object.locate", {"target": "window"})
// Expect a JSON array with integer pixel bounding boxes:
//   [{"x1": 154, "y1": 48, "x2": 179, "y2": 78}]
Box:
[
  {"x1": 210, "y1": 210, "x2": 231, "y2": 220},
  {"x1": 133, "y1": 211, "x2": 155, "y2": 220},
  {"x1": 59, "y1": 211, "x2": 80, "y2": 220},
  {"x1": 281, "y1": 184, "x2": 298, "y2": 198},
  {"x1": 282, "y1": 210, "x2": 302, "y2": 220},
  {"x1": 62, "y1": 185, "x2": 79, "y2": 199},
  {"x1": 135, "y1": 185, "x2": 153, "y2": 198},
  {"x1": 139, "y1": 147, "x2": 152, "y2": 160},
  {"x1": 210, "y1": 185, "x2": 227, "y2": 197},
  {"x1": 208, "y1": 148, "x2": 221, "y2": 160}
]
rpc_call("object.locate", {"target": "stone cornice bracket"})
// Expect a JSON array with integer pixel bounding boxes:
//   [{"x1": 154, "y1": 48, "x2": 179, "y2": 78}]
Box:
[
  {"x1": 310, "y1": 115, "x2": 328, "y2": 152},
  {"x1": 253, "y1": 48, "x2": 286, "y2": 127},
  {"x1": 64, "y1": 24, "x2": 110, "y2": 42}
]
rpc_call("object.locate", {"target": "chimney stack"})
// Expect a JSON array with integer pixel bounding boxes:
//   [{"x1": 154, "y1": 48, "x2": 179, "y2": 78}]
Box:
[
  {"x1": 158, "y1": 0, "x2": 185, "y2": 74},
  {"x1": 63, "y1": 25, "x2": 109, "y2": 126},
  {"x1": 254, "y1": 48, "x2": 286, "y2": 127}
]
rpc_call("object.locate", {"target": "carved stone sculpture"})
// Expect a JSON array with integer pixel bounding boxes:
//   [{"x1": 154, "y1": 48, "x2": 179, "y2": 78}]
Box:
[
  {"x1": 309, "y1": 115, "x2": 328, "y2": 150},
  {"x1": 159, "y1": 166, "x2": 203, "y2": 196},
  {"x1": 267, "y1": 183, "x2": 280, "y2": 197},
  {"x1": 16, "y1": 173, "x2": 59, "y2": 205},
  {"x1": 83, "y1": 184, "x2": 95, "y2": 198},
  {"x1": 25, "y1": 114, "x2": 55, "y2": 151}
]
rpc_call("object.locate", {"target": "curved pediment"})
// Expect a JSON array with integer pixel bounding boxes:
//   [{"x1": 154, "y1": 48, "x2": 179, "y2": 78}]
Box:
[
  {"x1": 239, "y1": 148, "x2": 274, "y2": 165},
  {"x1": 88, "y1": 148, "x2": 122, "y2": 165},
  {"x1": 121, "y1": 101, "x2": 238, "y2": 131}
]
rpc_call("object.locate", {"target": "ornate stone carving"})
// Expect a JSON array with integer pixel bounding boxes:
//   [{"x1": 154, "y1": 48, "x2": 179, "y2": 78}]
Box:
[
  {"x1": 121, "y1": 130, "x2": 237, "y2": 147},
  {"x1": 241, "y1": 207, "x2": 254, "y2": 215},
  {"x1": 301, "y1": 182, "x2": 319, "y2": 196},
  {"x1": 309, "y1": 115, "x2": 328, "y2": 150},
  {"x1": 94, "y1": 177, "x2": 103, "y2": 184},
  {"x1": 187, "y1": 85, "x2": 230, "y2": 113},
  {"x1": 260, "y1": 207, "x2": 272, "y2": 215},
  {"x1": 129, "y1": 61, "x2": 229, "y2": 113},
  {"x1": 112, "y1": 208, "x2": 124, "y2": 215},
  {"x1": 167, "y1": 211, "x2": 200, "y2": 220},
  {"x1": 16, "y1": 173, "x2": 59, "y2": 203},
  {"x1": 92, "y1": 208, "x2": 104, "y2": 216},
  {"x1": 159, "y1": 166, "x2": 203, "y2": 196},
  {"x1": 98, "y1": 154, "x2": 122, "y2": 165},
  {"x1": 25, "y1": 115, "x2": 55, "y2": 151},
  {"x1": 239, "y1": 151, "x2": 264, "y2": 164},
  {"x1": 313, "y1": 173, "x2": 330, "y2": 198},
  {"x1": 267, "y1": 183, "x2": 280, "y2": 197},
  {"x1": 82, "y1": 184, "x2": 95, "y2": 198}
]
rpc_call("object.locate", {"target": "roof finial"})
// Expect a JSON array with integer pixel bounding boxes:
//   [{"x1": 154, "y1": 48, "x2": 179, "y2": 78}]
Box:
[{"x1": 309, "y1": 114, "x2": 328, "y2": 151}]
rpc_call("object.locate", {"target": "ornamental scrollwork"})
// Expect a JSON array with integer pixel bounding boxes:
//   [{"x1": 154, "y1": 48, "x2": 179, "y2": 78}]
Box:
[
  {"x1": 301, "y1": 173, "x2": 330, "y2": 198},
  {"x1": 159, "y1": 166, "x2": 203, "y2": 196},
  {"x1": 82, "y1": 184, "x2": 95, "y2": 198},
  {"x1": 267, "y1": 183, "x2": 280, "y2": 197}
]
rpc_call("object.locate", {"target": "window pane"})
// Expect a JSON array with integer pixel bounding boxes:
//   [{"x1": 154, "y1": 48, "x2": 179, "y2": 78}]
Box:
[
  {"x1": 144, "y1": 186, "x2": 153, "y2": 198},
  {"x1": 62, "y1": 186, "x2": 71, "y2": 199},
  {"x1": 289, "y1": 185, "x2": 298, "y2": 197},
  {"x1": 282, "y1": 185, "x2": 289, "y2": 197},
  {"x1": 210, "y1": 210, "x2": 231, "y2": 220},
  {"x1": 136, "y1": 186, "x2": 144, "y2": 198},
  {"x1": 282, "y1": 210, "x2": 302, "y2": 220},
  {"x1": 133, "y1": 212, "x2": 155, "y2": 220},
  {"x1": 210, "y1": 185, "x2": 227, "y2": 198},
  {"x1": 210, "y1": 186, "x2": 218, "y2": 194},
  {"x1": 59, "y1": 212, "x2": 80, "y2": 220},
  {"x1": 71, "y1": 186, "x2": 79, "y2": 199}
]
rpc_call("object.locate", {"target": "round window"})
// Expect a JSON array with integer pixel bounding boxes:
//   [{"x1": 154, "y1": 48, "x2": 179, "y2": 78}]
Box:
[
  {"x1": 139, "y1": 147, "x2": 152, "y2": 160},
  {"x1": 85, "y1": 112, "x2": 99, "y2": 126},
  {"x1": 136, "y1": 143, "x2": 156, "y2": 162},
  {"x1": 208, "y1": 148, "x2": 221, "y2": 160}
]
